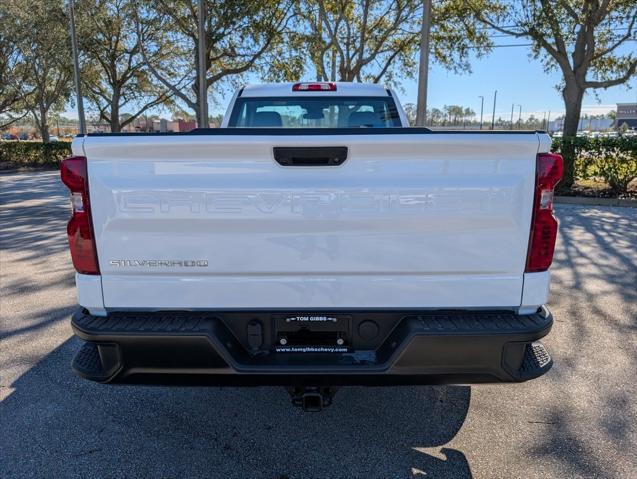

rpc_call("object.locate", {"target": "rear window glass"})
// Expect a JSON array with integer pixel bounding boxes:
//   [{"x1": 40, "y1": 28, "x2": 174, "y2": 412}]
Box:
[{"x1": 228, "y1": 96, "x2": 402, "y2": 128}]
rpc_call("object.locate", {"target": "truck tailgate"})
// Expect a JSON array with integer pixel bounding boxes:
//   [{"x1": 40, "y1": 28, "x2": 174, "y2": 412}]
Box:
[{"x1": 79, "y1": 132, "x2": 540, "y2": 310}]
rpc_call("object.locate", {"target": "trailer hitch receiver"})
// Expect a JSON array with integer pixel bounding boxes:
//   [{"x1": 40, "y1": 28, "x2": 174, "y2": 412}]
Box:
[{"x1": 287, "y1": 386, "x2": 339, "y2": 412}]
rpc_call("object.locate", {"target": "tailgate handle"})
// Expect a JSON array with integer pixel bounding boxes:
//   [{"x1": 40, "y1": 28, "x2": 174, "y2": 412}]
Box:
[{"x1": 273, "y1": 147, "x2": 348, "y2": 166}]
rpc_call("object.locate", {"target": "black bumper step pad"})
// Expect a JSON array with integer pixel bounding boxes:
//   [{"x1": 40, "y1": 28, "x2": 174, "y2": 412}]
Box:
[
  {"x1": 72, "y1": 341, "x2": 121, "y2": 382},
  {"x1": 73, "y1": 308, "x2": 551, "y2": 337},
  {"x1": 73, "y1": 312, "x2": 214, "y2": 335},
  {"x1": 517, "y1": 341, "x2": 553, "y2": 380},
  {"x1": 72, "y1": 342, "x2": 102, "y2": 376},
  {"x1": 412, "y1": 310, "x2": 550, "y2": 333}
]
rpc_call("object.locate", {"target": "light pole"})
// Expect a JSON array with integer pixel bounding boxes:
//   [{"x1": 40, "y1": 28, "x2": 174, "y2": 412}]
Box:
[
  {"x1": 517, "y1": 104, "x2": 522, "y2": 129},
  {"x1": 546, "y1": 110, "x2": 551, "y2": 132},
  {"x1": 491, "y1": 90, "x2": 497, "y2": 130},
  {"x1": 68, "y1": 0, "x2": 85, "y2": 135},
  {"x1": 415, "y1": 0, "x2": 432, "y2": 126},
  {"x1": 510, "y1": 103, "x2": 515, "y2": 129},
  {"x1": 478, "y1": 96, "x2": 484, "y2": 130},
  {"x1": 197, "y1": 0, "x2": 209, "y2": 128}
]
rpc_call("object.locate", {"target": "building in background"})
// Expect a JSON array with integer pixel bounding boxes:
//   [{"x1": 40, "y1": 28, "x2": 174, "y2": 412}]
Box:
[
  {"x1": 550, "y1": 116, "x2": 614, "y2": 132},
  {"x1": 616, "y1": 103, "x2": 637, "y2": 130}
]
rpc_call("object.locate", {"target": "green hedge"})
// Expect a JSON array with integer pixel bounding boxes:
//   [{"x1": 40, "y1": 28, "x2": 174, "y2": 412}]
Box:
[
  {"x1": 551, "y1": 136, "x2": 637, "y2": 156},
  {"x1": 551, "y1": 136, "x2": 637, "y2": 195},
  {"x1": 0, "y1": 141, "x2": 72, "y2": 169}
]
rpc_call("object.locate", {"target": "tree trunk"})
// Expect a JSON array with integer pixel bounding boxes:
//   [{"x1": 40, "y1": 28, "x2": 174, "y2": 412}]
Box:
[
  {"x1": 191, "y1": 84, "x2": 202, "y2": 126},
  {"x1": 37, "y1": 104, "x2": 49, "y2": 143},
  {"x1": 559, "y1": 81, "x2": 585, "y2": 191},
  {"x1": 192, "y1": 44, "x2": 200, "y2": 120},
  {"x1": 330, "y1": 48, "x2": 337, "y2": 82},
  {"x1": 193, "y1": 48, "x2": 208, "y2": 127},
  {"x1": 562, "y1": 83, "x2": 584, "y2": 138},
  {"x1": 110, "y1": 91, "x2": 121, "y2": 133},
  {"x1": 192, "y1": 82, "x2": 207, "y2": 128}
]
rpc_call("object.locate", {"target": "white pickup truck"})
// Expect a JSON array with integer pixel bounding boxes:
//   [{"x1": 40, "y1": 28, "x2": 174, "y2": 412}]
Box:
[{"x1": 63, "y1": 82, "x2": 562, "y2": 411}]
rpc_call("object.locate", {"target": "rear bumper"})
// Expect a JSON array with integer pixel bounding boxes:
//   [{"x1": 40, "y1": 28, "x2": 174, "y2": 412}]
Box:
[{"x1": 70, "y1": 307, "x2": 553, "y2": 386}]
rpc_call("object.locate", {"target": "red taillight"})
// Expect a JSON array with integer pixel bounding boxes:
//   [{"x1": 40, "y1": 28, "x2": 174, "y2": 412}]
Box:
[
  {"x1": 60, "y1": 156, "x2": 100, "y2": 275},
  {"x1": 292, "y1": 82, "x2": 337, "y2": 91},
  {"x1": 526, "y1": 153, "x2": 563, "y2": 272}
]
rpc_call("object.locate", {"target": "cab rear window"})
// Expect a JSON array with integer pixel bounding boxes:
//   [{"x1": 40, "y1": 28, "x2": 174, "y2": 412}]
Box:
[{"x1": 228, "y1": 96, "x2": 402, "y2": 128}]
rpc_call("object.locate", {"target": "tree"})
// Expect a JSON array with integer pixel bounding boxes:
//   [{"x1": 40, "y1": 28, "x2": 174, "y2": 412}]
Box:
[
  {"x1": 0, "y1": 19, "x2": 32, "y2": 129},
  {"x1": 76, "y1": 0, "x2": 173, "y2": 132},
  {"x1": 524, "y1": 114, "x2": 540, "y2": 130},
  {"x1": 444, "y1": 105, "x2": 466, "y2": 125},
  {"x1": 4, "y1": 0, "x2": 73, "y2": 141},
  {"x1": 463, "y1": 107, "x2": 476, "y2": 125},
  {"x1": 136, "y1": 0, "x2": 295, "y2": 123},
  {"x1": 296, "y1": 0, "x2": 497, "y2": 84},
  {"x1": 429, "y1": 107, "x2": 444, "y2": 125},
  {"x1": 169, "y1": 108, "x2": 196, "y2": 122},
  {"x1": 402, "y1": 102, "x2": 417, "y2": 125},
  {"x1": 209, "y1": 113, "x2": 224, "y2": 128},
  {"x1": 470, "y1": 0, "x2": 637, "y2": 188}
]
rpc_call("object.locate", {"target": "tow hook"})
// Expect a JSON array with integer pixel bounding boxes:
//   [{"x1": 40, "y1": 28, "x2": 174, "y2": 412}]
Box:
[{"x1": 287, "y1": 386, "x2": 339, "y2": 412}]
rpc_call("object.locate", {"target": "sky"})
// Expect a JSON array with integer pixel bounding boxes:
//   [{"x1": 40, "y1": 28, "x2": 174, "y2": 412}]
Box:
[
  {"x1": 213, "y1": 40, "x2": 637, "y2": 120},
  {"x1": 66, "y1": 39, "x2": 637, "y2": 121},
  {"x1": 394, "y1": 40, "x2": 637, "y2": 122}
]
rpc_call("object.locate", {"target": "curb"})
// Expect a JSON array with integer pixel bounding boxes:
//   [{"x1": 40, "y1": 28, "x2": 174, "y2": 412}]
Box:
[{"x1": 555, "y1": 196, "x2": 637, "y2": 208}]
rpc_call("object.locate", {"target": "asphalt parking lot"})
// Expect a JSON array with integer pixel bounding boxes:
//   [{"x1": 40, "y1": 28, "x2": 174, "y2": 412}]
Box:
[{"x1": 1, "y1": 170, "x2": 636, "y2": 479}]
